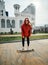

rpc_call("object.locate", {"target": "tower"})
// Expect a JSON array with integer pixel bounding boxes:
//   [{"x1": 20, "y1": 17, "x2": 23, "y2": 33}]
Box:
[
  {"x1": 0, "y1": 0, "x2": 6, "y2": 16},
  {"x1": 13, "y1": 4, "x2": 20, "y2": 16}
]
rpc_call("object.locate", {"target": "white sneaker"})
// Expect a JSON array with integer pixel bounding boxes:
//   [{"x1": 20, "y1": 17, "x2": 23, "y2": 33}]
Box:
[
  {"x1": 27, "y1": 46, "x2": 29, "y2": 50},
  {"x1": 22, "y1": 47, "x2": 24, "y2": 50}
]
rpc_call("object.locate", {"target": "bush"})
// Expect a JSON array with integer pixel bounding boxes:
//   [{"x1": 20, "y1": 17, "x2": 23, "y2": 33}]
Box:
[
  {"x1": 4, "y1": 32, "x2": 7, "y2": 34},
  {"x1": 0, "y1": 32, "x2": 4, "y2": 35}
]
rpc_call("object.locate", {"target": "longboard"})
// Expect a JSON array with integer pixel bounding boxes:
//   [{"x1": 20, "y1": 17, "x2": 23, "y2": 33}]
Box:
[{"x1": 17, "y1": 49, "x2": 34, "y2": 53}]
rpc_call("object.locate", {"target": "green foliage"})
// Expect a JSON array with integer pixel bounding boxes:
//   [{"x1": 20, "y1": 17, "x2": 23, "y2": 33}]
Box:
[
  {"x1": 0, "y1": 35, "x2": 48, "y2": 42},
  {"x1": 30, "y1": 35, "x2": 48, "y2": 40}
]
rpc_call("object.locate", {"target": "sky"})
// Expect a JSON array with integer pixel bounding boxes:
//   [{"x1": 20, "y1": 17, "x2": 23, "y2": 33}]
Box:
[{"x1": 4, "y1": 0, "x2": 48, "y2": 26}]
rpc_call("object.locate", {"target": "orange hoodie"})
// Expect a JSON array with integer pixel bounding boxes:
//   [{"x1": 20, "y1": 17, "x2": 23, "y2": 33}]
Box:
[{"x1": 21, "y1": 18, "x2": 32, "y2": 37}]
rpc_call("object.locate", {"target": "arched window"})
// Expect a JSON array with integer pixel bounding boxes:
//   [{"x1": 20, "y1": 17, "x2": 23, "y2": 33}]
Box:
[
  {"x1": 1, "y1": 19, "x2": 5, "y2": 28},
  {"x1": 7, "y1": 19, "x2": 10, "y2": 28},
  {"x1": 20, "y1": 20, "x2": 23, "y2": 27},
  {"x1": 12, "y1": 20, "x2": 15, "y2": 28}
]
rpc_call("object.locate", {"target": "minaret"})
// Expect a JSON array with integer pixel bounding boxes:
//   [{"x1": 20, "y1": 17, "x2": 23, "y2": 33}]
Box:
[
  {"x1": 13, "y1": 4, "x2": 20, "y2": 17},
  {"x1": 0, "y1": 0, "x2": 6, "y2": 16}
]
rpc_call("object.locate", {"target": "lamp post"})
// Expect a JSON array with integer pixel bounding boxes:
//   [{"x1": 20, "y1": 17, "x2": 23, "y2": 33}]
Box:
[{"x1": 10, "y1": 23, "x2": 13, "y2": 34}]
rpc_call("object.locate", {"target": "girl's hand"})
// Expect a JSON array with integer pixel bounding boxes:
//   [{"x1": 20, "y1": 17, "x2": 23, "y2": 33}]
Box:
[{"x1": 23, "y1": 36, "x2": 24, "y2": 38}]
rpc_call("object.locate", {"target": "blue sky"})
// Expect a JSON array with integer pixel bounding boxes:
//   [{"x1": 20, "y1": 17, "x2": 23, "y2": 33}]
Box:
[{"x1": 4, "y1": 0, "x2": 48, "y2": 26}]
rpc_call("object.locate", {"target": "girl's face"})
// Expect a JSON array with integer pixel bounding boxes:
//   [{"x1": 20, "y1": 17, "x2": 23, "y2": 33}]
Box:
[{"x1": 25, "y1": 19, "x2": 28, "y2": 24}]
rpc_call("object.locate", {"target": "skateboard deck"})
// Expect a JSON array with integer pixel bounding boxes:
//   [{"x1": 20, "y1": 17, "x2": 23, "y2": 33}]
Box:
[{"x1": 17, "y1": 49, "x2": 34, "y2": 53}]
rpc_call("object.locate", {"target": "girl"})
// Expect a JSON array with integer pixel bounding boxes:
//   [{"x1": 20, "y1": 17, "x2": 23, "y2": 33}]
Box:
[{"x1": 21, "y1": 18, "x2": 32, "y2": 50}]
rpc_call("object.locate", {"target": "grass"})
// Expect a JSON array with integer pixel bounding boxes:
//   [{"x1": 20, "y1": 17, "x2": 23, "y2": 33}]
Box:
[
  {"x1": 0, "y1": 37, "x2": 21, "y2": 42},
  {"x1": 30, "y1": 35, "x2": 48, "y2": 40},
  {"x1": 0, "y1": 35, "x2": 48, "y2": 43}
]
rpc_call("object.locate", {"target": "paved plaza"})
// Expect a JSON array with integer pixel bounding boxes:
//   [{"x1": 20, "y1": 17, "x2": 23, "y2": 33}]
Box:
[{"x1": 0, "y1": 39, "x2": 48, "y2": 65}]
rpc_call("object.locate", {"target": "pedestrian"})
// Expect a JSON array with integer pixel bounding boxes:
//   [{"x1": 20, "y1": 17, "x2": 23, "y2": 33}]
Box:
[{"x1": 21, "y1": 18, "x2": 32, "y2": 50}]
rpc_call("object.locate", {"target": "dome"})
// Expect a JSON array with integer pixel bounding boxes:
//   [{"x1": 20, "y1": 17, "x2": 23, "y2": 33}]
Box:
[{"x1": 14, "y1": 4, "x2": 20, "y2": 9}]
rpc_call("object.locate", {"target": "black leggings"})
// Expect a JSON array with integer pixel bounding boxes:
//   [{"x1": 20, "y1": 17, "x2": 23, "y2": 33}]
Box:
[{"x1": 22, "y1": 37, "x2": 30, "y2": 47}]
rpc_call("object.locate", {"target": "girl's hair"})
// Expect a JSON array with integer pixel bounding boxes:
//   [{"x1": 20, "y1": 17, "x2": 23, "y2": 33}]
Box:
[{"x1": 24, "y1": 18, "x2": 30, "y2": 24}]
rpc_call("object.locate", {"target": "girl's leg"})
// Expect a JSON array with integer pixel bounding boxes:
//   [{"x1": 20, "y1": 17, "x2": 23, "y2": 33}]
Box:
[
  {"x1": 27, "y1": 37, "x2": 30, "y2": 46},
  {"x1": 22, "y1": 38, "x2": 25, "y2": 47}
]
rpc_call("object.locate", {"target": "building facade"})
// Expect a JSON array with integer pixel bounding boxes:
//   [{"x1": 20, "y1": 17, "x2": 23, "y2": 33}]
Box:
[{"x1": 0, "y1": 0, "x2": 35, "y2": 33}]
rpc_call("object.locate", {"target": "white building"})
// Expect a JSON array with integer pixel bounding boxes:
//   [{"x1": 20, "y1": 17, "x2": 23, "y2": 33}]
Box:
[{"x1": 0, "y1": 0, "x2": 35, "y2": 33}]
